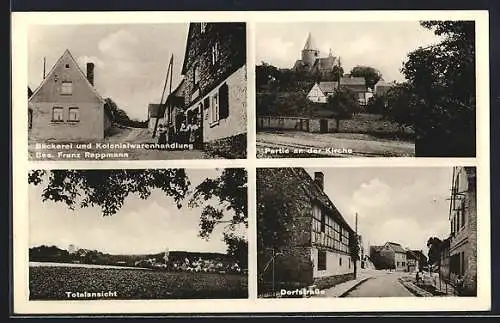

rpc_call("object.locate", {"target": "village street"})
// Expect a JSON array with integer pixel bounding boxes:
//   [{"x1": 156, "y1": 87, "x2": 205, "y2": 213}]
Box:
[
  {"x1": 256, "y1": 131, "x2": 415, "y2": 158},
  {"x1": 342, "y1": 271, "x2": 413, "y2": 297}
]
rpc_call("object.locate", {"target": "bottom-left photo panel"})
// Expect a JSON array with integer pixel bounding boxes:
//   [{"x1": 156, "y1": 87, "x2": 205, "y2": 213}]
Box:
[{"x1": 27, "y1": 168, "x2": 248, "y2": 300}]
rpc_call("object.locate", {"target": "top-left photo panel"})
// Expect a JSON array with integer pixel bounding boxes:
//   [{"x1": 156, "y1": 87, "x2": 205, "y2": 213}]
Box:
[{"x1": 27, "y1": 22, "x2": 247, "y2": 160}]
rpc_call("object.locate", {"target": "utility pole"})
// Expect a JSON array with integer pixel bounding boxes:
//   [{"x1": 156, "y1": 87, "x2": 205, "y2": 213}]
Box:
[
  {"x1": 337, "y1": 56, "x2": 342, "y2": 88},
  {"x1": 43, "y1": 57, "x2": 46, "y2": 79},
  {"x1": 354, "y1": 212, "x2": 358, "y2": 279},
  {"x1": 153, "y1": 54, "x2": 174, "y2": 138}
]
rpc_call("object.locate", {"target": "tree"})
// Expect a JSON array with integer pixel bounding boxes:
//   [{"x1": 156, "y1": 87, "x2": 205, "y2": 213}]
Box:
[
  {"x1": 256, "y1": 62, "x2": 280, "y2": 91},
  {"x1": 426, "y1": 237, "x2": 443, "y2": 269},
  {"x1": 188, "y1": 168, "x2": 248, "y2": 263},
  {"x1": 105, "y1": 97, "x2": 148, "y2": 129},
  {"x1": 384, "y1": 82, "x2": 417, "y2": 135},
  {"x1": 326, "y1": 87, "x2": 361, "y2": 130},
  {"x1": 365, "y1": 95, "x2": 387, "y2": 115},
  {"x1": 402, "y1": 21, "x2": 475, "y2": 157},
  {"x1": 350, "y1": 65, "x2": 382, "y2": 90}
]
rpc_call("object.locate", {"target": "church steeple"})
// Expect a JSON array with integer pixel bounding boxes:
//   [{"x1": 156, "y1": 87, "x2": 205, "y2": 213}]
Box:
[
  {"x1": 301, "y1": 32, "x2": 320, "y2": 67},
  {"x1": 303, "y1": 32, "x2": 318, "y2": 50}
]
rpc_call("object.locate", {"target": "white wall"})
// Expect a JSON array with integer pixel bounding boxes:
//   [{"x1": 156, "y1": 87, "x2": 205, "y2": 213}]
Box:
[{"x1": 311, "y1": 247, "x2": 354, "y2": 278}]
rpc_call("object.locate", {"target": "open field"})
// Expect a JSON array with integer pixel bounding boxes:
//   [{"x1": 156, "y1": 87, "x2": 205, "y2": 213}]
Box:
[{"x1": 29, "y1": 265, "x2": 248, "y2": 300}]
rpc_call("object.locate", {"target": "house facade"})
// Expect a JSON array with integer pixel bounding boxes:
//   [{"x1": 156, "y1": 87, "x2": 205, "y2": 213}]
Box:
[
  {"x1": 257, "y1": 168, "x2": 356, "y2": 295},
  {"x1": 370, "y1": 242, "x2": 407, "y2": 271},
  {"x1": 306, "y1": 77, "x2": 368, "y2": 105},
  {"x1": 148, "y1": 103, "x2": 165, "y2": 132},
  {"x1": 28, "y1": 50, "x2": 110, "y2": 142},
  {"x1": 447, "y1": 166, "x2": 477, "y2": 295},
  {"x1": 374, "y1": 79, "x2": 395, "y2": 97},
  {"x1": 180, "y1": 22, "x2": 247, "y2": 158}
]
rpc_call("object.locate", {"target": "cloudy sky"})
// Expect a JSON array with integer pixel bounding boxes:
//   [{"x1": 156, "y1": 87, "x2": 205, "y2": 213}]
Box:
[
  {"x1": 28, "y1": 24, "x2": 188, "y2": 121},
  {"x1": 29, "y1": 169, "x2": 245, "y2": 255},
  {"x1": 256, "y1": 21, "x2": 443, "y2": 83},
  {"x1": 305, "y1": 167, "x2": 454, "y2": 255}
]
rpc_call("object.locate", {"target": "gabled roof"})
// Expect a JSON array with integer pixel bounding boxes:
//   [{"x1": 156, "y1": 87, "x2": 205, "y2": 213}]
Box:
[
  {"x1": 313, "y1": 56, "x2": 337, "y2": 71},
  {"x1": 317, "y1": 82, "x2": 338, "y2": 94},
  {"x1": 303, "y1": 32, "x2": 318, "y2": 51},
  {"x1": 383, "y1": 242, "x2": 406, "y2": 253},
  {"x1": 411, "y1": 250, "x2": 428, "y2": 260},
  {"x1": 29, "y1": 49, "x2": 104, "y2": 104},
  {"x1": 340, "y1": 76, "x2": 366, "y2": 86},
  {"x1": 292, "y1": 168, "x2": 355, "y2": 234},
  {"x1": 406, "y1": 249, "x2": 418, "y2": 259}
]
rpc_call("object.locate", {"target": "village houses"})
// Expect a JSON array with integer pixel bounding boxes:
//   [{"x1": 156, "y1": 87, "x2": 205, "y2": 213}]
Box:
[
  {"x1": 28, "y1": 50, "x2": 112, "y2": 142},
  {"x1": 439, "y1": 166, "x2": 477, "y2": 296},
  {"x1": 369, "y1": 242, "x2": 408, "y2": 272},
  {"x1": 257, "y1": 168, "x2": 357, "y2": 294}
]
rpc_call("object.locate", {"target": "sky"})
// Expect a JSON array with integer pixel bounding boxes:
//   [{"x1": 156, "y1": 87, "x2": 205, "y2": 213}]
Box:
[
  {"x1": 28, "y1": 24, "x2": 189, "y2": 121},
  {"x1": 29, "y1": 168, "x2": 246, "y2": 255},
  {"x1": 256, "y1": 21, "x2": 443, "y2": 83},
  {"x1": 305, "y1": 167, "x2": 454, "y2": 256}
]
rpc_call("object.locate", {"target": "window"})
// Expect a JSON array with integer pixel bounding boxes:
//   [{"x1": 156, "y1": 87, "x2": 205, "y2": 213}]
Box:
[
  {"x1": 68, "y1": 107, "x2": 80, "y2": 122},
  {"x1": 460, "y1": 200, "x2": 466, "y2": 229},
  {"x1": 200, "y1": 22, "x2": 207, "y2": 34},
  {"x1": 194, "y1": 64, "x2": 200, "y2": 86},
  {"x1": 348, "y1": 258, "x2": 351, "y2": 269},
  {"x1": 339, "y1": 257, "x2": 342, "y2": 267},
  {"x1": 65, "y1": 64, "x2": 70, "y2": 68},
  {"x1": 28, "y1": 109, "x2": 33, "y2": 129},
  {"x1": 61, "y1": 81, "x2": 72, "y2": 95},
  {"x1": 317, "y1": 251, "x2": 326, "y2": 271},
  {"x1": 218, "y1": 83, "x2": 229, "y2": 119},
  {"x1": 320, "y1": 210, "x2": 326, "y2": 233},
  {"x1": 52, "y1": 107, "x2": 64, "y2": 122},
  {"x1": 211, "y1": 42, "x2": 220, "y2": 66},
  {"x1": 210, "y1": 92, "x2": 219, "y2": 125}
]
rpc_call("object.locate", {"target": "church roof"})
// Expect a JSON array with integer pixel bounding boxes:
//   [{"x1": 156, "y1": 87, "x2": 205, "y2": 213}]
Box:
[
  {"x1": 303, "y1": 32, "x2": 318, "y2": 51},
  {"x1": 313, "y1": 56, "x2": 337, "y2": 71}
]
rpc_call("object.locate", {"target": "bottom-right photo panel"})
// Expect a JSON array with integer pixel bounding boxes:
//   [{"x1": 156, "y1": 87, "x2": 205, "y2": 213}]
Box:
[{"x1": 257, "y1": 166, "x2": 477, "y2": 298}]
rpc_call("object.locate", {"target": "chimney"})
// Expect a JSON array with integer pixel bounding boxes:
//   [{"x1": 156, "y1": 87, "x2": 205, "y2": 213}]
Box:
[
  {"x1": 86, "y1": 62, "x2": 95, "y2": 86},
  {"x1": 314, "y1": 172, "x2": 324, "y2": 191}
]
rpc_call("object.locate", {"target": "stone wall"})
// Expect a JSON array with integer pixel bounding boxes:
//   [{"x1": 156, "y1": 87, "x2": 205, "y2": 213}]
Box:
[
  {"x1": 257, "y1": 115, "x2": 411, "y2": 135},
  {"x1": 182, "y1": 23, "x2": 246, "y2": 109}
]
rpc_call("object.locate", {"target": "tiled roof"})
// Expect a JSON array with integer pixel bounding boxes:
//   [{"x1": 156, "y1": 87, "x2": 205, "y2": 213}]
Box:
[
  {"x1": 317, "y1": 82, "x2": 338, "y2": 93},
  {"x1": 291, "y1": 168, "x2": 355, "y2": 234},
  {"x1": 384, "y1": 242, "x2": 406, "y2": 253},
  {"x1": 340, "y1": 76, "x2": 366, "y2": 86}
]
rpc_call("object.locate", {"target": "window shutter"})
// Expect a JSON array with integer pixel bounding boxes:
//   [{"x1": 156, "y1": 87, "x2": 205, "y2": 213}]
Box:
[{"x1": 218, "y1": 83, "x2": 229, "y2": 119}]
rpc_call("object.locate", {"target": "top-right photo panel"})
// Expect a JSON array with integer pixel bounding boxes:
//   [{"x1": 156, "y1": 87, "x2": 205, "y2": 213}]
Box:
[{"x1": 255, "y1": 20, "x2": 476, "y2": 158}]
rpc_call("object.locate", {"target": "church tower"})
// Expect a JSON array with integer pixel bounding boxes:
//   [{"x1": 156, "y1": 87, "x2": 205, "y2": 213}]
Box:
[{"x1": 301, "y1": 32, "x2": 320, "y2": 68}]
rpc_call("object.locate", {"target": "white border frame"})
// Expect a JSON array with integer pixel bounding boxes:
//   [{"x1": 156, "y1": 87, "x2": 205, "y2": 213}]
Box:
[{"x1": 12, "y1": 10, "x2": 490, "y2": 314}]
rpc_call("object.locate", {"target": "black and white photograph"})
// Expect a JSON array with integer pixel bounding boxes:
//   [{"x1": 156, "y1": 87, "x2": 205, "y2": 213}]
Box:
[
  {"x1": 255, "y1": 20, "x2": 476, "y2": 158},
  {"x1": 28, "y1": 168, "x2": 248, "y2": 300},
  {"x1": 257, "y1": 167, "x2": 477, "y2": 298},
  {"x1": 28, "y1": 22, "x2": 247, "y2": 161}
]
